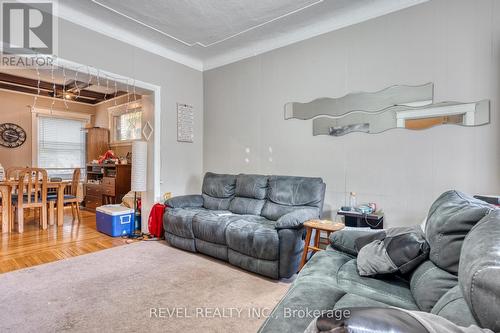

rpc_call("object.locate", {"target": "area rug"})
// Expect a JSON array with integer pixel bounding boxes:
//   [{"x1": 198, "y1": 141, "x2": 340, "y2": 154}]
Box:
[{"x1": 0, "y1": 241, "x2": 289, "y2": 332}]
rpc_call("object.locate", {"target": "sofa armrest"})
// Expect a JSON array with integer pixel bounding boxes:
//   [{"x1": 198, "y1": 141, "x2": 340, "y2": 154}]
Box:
[
  {"x1": 304, "y1": 307, "x2": 490, "y2": 333},
  {"x1": 329, "y1": 228, "x2": 381, "y2": 256},
  {"x1": 165, "y1": 194, "x2": 203, "y2": 209},
  {"x1": 275, "y1": 208, "x2": 319, "y2": 230}
]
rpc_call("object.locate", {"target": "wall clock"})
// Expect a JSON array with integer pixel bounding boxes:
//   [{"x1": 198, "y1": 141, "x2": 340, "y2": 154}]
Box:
[{"x1": 0, "y1": 123, "x2": 27, "y2": 148}]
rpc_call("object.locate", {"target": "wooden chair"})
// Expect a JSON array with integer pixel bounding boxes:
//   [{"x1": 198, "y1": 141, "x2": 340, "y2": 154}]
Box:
[
  {"x1": 48, "y1": 168, "x2": 82, "y2": 224},
  {"x1": 6, "y1": 167, "x2": 29, "y2": 180},
  {"x1": 5, "y1": 167, "x2": 29, "y2": 232},
  {"x1": 0, "y1": 188, "x2": 6, "y2": 233},
  {"x1": 12, "y1": 168, "x2": 48, "y2": 233}
]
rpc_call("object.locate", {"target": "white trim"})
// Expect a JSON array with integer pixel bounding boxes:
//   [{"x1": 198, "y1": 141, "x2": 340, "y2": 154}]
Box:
[
  {"x1": 109, "y1": 142, "x2": 132, "y2": 148},
  {"x1": 92, "y1": 93, "x2": 135, "y2": 107},
  {"x1": 57, "y1": 0, "x2": 429, "y2": 71},
  {"x1": 396, "y1": 103, "x2": 477, "y2": 128},
  {"x1": 57, "y1": 2, "x2": 203, "y2": 71},
  {"x1": 31, "y1": 112, "x2": 37, "y2": 166},
  {"x1": 107, "y1": 100, "x2": 142, "y2": 112},
  {"x1": 53, "y1": 57, "x2": 162, "y2": 229},
  {"x1": 203, "y1": 0, "x2": 431, "y2": 70},
  {"x1": 108, "y1": 100, "x2": 143, "y2": 145},
  {"x1": 32, "y1": 107, "x2": 92, "y2": 122},
  {"x1": 21, "y1": 56, "x2": 161, "y2": 232}
]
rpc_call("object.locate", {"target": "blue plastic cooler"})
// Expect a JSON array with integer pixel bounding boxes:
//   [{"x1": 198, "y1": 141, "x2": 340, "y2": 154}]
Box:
[{"x1": 96, "y1": 205, "x2": 134, "y2": 237}]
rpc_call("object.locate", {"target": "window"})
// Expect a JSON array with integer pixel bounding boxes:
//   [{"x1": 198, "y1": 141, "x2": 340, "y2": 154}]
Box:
[
  {"x1": 38, "y1": 116, "x2": 86, "y2": 180},
  {"x1": 112, "y1": 109, "x2": 142, "y2": 142}
]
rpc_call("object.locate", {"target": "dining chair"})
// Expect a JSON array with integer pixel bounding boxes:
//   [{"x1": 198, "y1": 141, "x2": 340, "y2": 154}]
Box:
[
  {"x1": 5, "y1": 166, "x2": 29, "y2": 232},
  {"x1": 6, "y1": 167, "x2": 28, "y2": 180},
  {"x1": 12, "y1": 168, "x2": 48, "y2": 233},
  {"x1": 0, "y1": 188, "x2": 6, "y2": 233},
  {"x1": 48, "y1": 168, "x2": 82, "y2": 224}
]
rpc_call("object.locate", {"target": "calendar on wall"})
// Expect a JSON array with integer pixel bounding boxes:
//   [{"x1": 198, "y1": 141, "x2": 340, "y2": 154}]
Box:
[{"x1": 177, "y1": 103, "x2": 194, "y2": 143}]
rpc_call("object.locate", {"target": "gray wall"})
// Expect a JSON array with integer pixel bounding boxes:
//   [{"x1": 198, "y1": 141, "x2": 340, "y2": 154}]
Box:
[
  {"x1": 57, "y1": 18, "x2": 205, "y2": 199},
  {"x1": 203, "y1": 0, "x2": 500, "y2": 227}
]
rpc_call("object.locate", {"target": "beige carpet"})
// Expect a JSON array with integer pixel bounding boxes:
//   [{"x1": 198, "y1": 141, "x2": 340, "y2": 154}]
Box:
[{"x1": 0, "y1": 241, "x2": 289, "y2": 333}]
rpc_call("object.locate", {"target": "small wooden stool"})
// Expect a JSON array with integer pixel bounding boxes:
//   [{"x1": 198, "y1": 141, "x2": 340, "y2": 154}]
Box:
[{"x1": 299, "y1": 219, "x2": 345, "y2": 270}]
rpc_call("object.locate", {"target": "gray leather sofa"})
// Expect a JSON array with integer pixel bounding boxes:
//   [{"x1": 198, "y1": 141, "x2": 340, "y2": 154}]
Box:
[
  {"x1": 163, "y1": 172, "x2": 326, "y2": 279},
  {"x1": 259, "y1": 190, "x2": 500, "y2": 332}
]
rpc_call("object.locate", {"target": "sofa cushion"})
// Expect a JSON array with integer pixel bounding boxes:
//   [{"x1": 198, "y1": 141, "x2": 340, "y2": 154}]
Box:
[
  {"x1": 356, "y1": 226, "x2": 430, "y2": 276},
  {"x1": 329, "y1": 228, "x2": 380, "y2": 256},
  {"x1": 409, "y1": 260, "x2": 458, "y2": 312},
  {"x1": 202, "y1": 194, "x2": 233, "y2": 210},
  {"x1": 275, "y1": 208, "x2": 321, "y2": 230},
  {"x1": 431, "y1": 286, "x2": 478, "y2": 328},
  {"x1": 201, "y1": 172, "x2": 236, "y2": 210},
  {"x1": 261, "y1": 176, "x2": 325, "y2": 221},
  {"x1": 195, "y1": 239, "x2": 228, "y2": 261},
  {"x1": 333, "y1": 293, "x2": 391, "y2": 310},
  {"x1": 267, "y1": 176, "x2": 325, "y2": 207},
  {"x1": 297, "y1": 250, "x2": 418, "y2": 310},
  {"x1": 258, "y1": 279, "x2": 346, "y2": 333},
  {"x1": 298, "y1": 248, "x2": 354, "y2": 284},
  {"x1": 337, "y1": 259, "x2": 418, "y2": 310},
  {"x1": 228, "y1": 249, "x2": 279, "y2": 279},
  {"x1": 163, "y1": 207, "x2": 206, "y2": 239},
  {"x1": 192, "y1": 211, "x2": 233, "y2": 245},
  {"x1": 229, "y1": 197, "x2": 265, "y2": 215},
  {"x1": 431, "y1": 285, "x2": 478, "y2": 327},
  {"x1": 164, "y1": 232, "x2": 196, "y2": 252},
  {"x1": 225, "y1": 217, "x2": 279, "y2": 260},
  {"x1": 165, "y1": 194, "x2": 203, "y2": 208},
  {"x1": 459, "y1": 210, "x2": 500, "y2": 332},
  {"x1": 425, "y1": 190, "x2": 492, "y2": 274},
  {"x1": 261, "y1": 202, "x2": 318, "y2": 221},
  {"x1": 234, "y1": 174, "x2": 268, "y2": 199},
  {"x1": 202, "y1": 172, "x2": 237, "y2": 198}
]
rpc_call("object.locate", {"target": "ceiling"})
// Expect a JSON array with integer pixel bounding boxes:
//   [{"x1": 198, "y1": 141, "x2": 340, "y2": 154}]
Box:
[
  {"x1": 58, "y1": 0, "x2": 429, "y2": 71},
  {"x1": 0, "y1": 67, "x2": 146, "y2": 104}
]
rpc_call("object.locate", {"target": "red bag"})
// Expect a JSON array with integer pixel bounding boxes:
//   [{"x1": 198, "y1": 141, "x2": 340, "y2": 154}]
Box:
[{"x1": 148, "y1": 203, "x2": 166, "y2": 238}]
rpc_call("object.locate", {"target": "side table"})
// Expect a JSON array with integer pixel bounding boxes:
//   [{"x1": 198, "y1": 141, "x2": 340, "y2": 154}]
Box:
[
  {"x1": 337, "y1": 210, "x2": 384, "y2": 229},
  {"x1": 299, "y1": 219, "x2": 345, "y2": 270}
]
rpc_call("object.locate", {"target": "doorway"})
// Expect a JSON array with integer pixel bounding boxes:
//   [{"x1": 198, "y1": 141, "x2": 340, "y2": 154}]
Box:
[{"x1": 0, "y1": 57, "x2": 161, "y2": 269}]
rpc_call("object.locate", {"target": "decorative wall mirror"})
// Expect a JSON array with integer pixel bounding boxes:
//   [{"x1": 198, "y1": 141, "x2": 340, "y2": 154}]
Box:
[{"x1": 284, "y1": 83, "x2": 490, "y2": 136}]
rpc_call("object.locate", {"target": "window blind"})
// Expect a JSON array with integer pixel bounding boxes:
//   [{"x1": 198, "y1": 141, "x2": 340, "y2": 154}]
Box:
[{"x1": 38, "y1": 116, "x2": 86, "y2": 179}]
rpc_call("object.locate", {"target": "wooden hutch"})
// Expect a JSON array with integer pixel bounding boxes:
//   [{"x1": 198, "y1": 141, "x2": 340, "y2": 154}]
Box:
[
  {"x1": 84, "y1": 163, "x2": 131, "y2": 210},
  {"x1": 84, "y1": 127, "x2": 132, "y2": 211}
]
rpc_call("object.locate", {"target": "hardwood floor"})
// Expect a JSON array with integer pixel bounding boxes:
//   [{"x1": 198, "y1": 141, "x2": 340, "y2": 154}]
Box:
[{"x1": 0, "y1": 208, "x2": 130, "y2": 274}]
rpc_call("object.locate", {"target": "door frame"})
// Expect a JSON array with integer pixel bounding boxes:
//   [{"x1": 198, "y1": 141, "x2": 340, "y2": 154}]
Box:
[{"x1": 54, "y1": 57, "x2": 161, "y2": 229}]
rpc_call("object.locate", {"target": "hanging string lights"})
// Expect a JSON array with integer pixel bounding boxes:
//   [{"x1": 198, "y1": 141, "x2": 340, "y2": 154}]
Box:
[
  {"x1": 62, "y1": 65, "x2": 69, "y2": 109},
  {"x1": 27, "y1": 61, "x2": 140, "y2": 113}
]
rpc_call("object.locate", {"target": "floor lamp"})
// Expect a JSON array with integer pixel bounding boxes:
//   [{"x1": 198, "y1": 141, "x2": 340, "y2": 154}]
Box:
[{"x1": 131, "y1": 141, "x2": 147, "y2": 236}]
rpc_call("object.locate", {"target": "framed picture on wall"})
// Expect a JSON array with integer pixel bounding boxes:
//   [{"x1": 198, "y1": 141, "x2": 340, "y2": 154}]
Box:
[{"x1": 177, "y1": 103, "x2": 194, "y2": 143}]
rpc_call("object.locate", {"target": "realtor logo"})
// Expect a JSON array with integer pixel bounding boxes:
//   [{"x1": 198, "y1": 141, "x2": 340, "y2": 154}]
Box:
[{"x1": 1, "y1": 1, "x2": 54, "y2": 54}]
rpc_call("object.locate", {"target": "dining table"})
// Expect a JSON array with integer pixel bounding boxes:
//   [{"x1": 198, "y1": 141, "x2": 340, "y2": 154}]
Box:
[{"x1": 0, "y1": 180, "x2": 68, "y2": 233}]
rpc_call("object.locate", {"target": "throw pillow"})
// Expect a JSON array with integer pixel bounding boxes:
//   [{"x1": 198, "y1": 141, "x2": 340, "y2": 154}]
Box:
[{"x1": 356, "y1": 226, "x2": 430, "y2": 276}]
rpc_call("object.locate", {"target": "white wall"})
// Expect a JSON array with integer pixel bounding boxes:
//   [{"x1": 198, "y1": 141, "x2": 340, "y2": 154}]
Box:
[
  {"x1": 57, "y1": 18, "x2": 205, "y2": 199},
  {"x1": 203, "y1": 0, "x2": 500, "y2": 227}
]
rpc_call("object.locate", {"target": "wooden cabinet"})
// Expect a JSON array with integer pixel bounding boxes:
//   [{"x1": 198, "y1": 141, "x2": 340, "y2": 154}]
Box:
[
  {"x1": 86, "y1": 128, "x2": 109, "y2": 163},
  {"x1": 83, "y1": 164, "x2": 131, "y2": 211}
]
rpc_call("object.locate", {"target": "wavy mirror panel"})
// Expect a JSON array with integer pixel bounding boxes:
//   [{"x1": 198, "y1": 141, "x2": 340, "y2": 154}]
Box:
[
  {"x1": 312, "y1": 100, "x2": 490, "y2": 136},
  {"x1": 284, "y1": 83, "x2": 434, "y2": 120}
]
